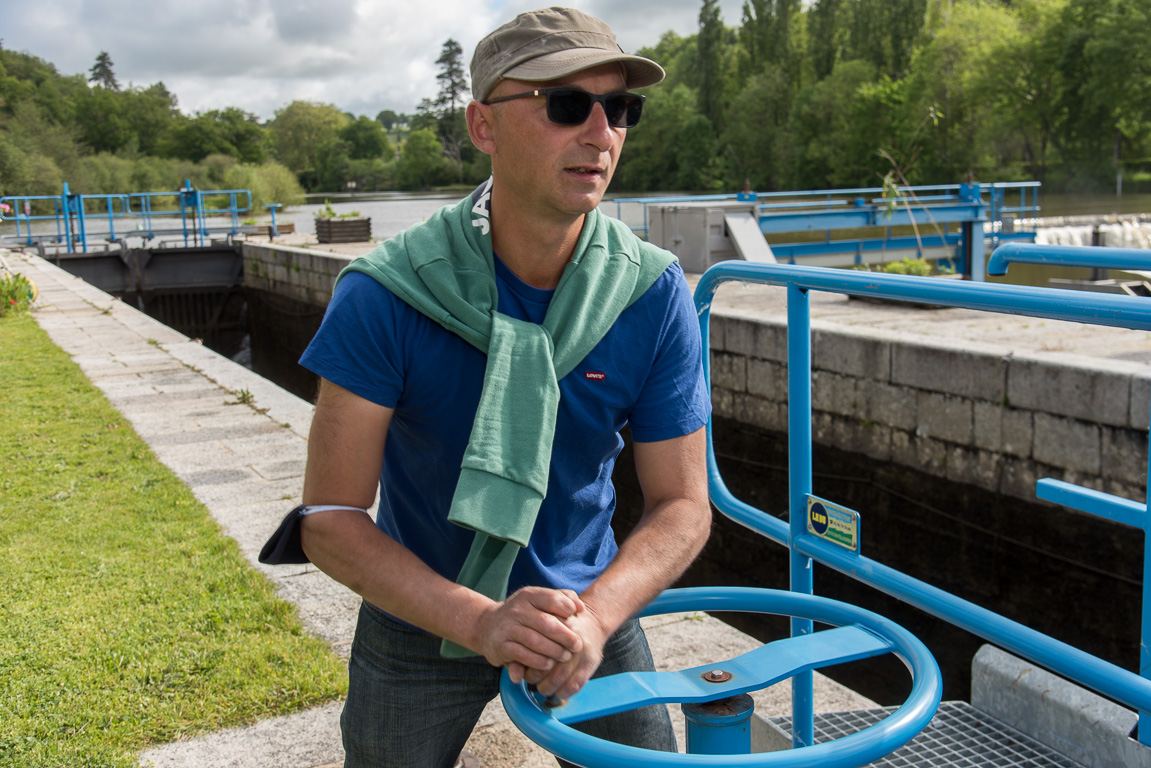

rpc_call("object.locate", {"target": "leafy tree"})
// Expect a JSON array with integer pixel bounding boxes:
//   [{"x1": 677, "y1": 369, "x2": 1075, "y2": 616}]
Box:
[
  {"x1": 8, "y1": 99, "x2": 81, "y2": 178},
  {"x1": 637, "y1": 32, "x2": 698, "y2": 94},
  {"x1": 397, "y1": 128, "x2": 446, "y2": 190},
  {"x1": 975, "y1": 0, "x2": 1068, "y2": 182},
  {"x1": 202, "y1": 107, "x2": 269, "y2": 164},
  {"x1": 411, "y1": 98, "x2": 440, "y2": 133},
  {"x1": 740, "y1": 0, "x2": 802, "y2": 87},
  {"x1": 340, "y1": 115, "x2": 392, "y2": 160},
  {"x1": 163, "y1": 114, "x2": 236, "y2": 162},
  {"x1": 123, "y1": 82, "x2": 180, "y2": 156},
  {"x1": 433, "y1": 38, "x2": 471, "y2": 182},
  {"x1": 697, "y1": 0, "x2": 727, "y2": 131},
  {"x1": 1079, "y1": 0, "x2": 1151, "y2": 181},
  {"x1": 270, "y1": 100, "x2": 348, "y2": 190},
  {"x1": 844, "y1": 0, "x2": 928, "y2": 80},
  {"x1": 615, "y1": 84, "x2": 719, "y2": 191},
  {"x1": 0, "y1": 133, "x2": 31, "y2": 196},
  {"x1": 785, "y1": 59, "x2": 878, "y2": 188},
  {"x1": 375, "y1": 109, "x2": 402, "y2": 130},
  {"x1": 807, "y1": 0, "x2": 844, "y2": 80},
  {"x1": 73, "y1": 86, "x2": 131, "y2": 154},
  {"x1": 848, "y1": 74, "x2": 912, "y2": 186},
  {"x1": 1, "y1": 49, "x2": 84, "y2": 124},
  {"x1": 718, "y1": 67, "x2": 792, "y2": 190},
  {"x1": 676, "y1": 112, "x2": 721, "y2": 190},
  {"x1": 904, "y1": 1, "x2": 1034, "y2": 183},
  {"x1": 435, "y1": 39, "x2": 469, "y2": 113},
  {"x1": 88, "y1": 51, "x2": 119, "y2": 90},
  {"x1": 315, "y1": 138, "x2": 352, "y2": 191},
  {"x1": 348, "y1": 157, "x2": 395, "y2": 191}
]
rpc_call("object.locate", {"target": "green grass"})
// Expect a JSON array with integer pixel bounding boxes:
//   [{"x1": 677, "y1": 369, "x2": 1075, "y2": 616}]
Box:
[{"x1": 0, "y1": 314, "x2": 346, "y2": 768}]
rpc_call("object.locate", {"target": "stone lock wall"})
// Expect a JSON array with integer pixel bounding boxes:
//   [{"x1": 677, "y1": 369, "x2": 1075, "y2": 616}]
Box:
[
  {"x1": 242, "y1": 242, "x2": 349, "y2": 308},
  {"x1": 708, "y1": 310, "x2": 1151, "y2": 505},
  {"x1": 241, "y1": 239, "x2": 1151, "y2": 505}
]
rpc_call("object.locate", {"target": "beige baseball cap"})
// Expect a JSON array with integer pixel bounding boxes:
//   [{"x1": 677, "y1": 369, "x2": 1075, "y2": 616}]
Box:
[{"x1": 470, "y1": 7, "x2": 665, "y2": 102}]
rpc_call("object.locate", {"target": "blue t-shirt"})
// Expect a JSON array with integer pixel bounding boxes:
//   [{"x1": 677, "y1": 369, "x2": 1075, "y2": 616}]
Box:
[{"x1": 300, "y1": 256, "x2": 710, "y2": 596}]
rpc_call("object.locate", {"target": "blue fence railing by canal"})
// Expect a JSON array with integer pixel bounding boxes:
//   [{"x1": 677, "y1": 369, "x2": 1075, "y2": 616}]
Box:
[
  {"x1": 614, "y1": 181, "x2": 1040, "y2": 281},
  {"x1": 694, "y1": 242, "x2": 1151, "y2": 754},
  {"x1": 0, "y1": 180, "x2": 253, "y2": 252}
]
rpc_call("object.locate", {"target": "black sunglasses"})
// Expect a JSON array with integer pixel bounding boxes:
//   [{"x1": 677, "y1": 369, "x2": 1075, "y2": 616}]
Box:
[{"x1": 483, "y1": 87, "x2": 645, "y2": 128}]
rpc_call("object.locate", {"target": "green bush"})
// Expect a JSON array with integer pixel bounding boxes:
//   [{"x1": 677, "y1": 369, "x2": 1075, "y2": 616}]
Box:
[
  {"x1": 0, "y1": 272, "x2": 34, "y2": 317},
  {"x1": 224, "y1": 161, "x2": 305, "y2": 211}
]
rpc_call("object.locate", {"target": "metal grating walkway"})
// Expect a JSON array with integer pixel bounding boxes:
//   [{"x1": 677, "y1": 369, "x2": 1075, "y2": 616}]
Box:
[{"x1": 772, "y1": 701, "x2": 1087, "y2": 767}]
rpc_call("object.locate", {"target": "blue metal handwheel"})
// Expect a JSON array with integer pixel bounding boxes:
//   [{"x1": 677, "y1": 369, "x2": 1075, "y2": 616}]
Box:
[{"x1": 501, "y1": 587, "x2": 941, "y2": 768}]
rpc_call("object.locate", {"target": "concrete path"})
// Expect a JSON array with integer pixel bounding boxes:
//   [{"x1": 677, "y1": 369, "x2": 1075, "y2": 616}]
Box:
[{"x1": 11, "y1": 249, "x2": 875, "y2": 768}]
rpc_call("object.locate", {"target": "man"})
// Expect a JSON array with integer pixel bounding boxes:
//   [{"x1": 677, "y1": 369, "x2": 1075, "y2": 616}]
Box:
[{"x1": 295, "y1": 8, "x2": 711, "y2": 766}]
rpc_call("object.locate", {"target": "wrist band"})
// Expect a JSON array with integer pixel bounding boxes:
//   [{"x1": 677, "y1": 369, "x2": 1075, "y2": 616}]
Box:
[{"x1": 299, "y1": 504, "x2": 369, "y2": 516}]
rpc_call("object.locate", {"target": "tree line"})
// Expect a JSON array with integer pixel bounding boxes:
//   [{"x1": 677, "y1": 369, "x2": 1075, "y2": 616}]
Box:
[
  {"x1": 1, "y1": 0, "x2": 1147, "y2": 205},
  {"x1": 620, "y1": 0, "x2": 1150, "y2": 194},
  {"x1": 0, "y1": 36, "x2": 488, "y2": 204}
]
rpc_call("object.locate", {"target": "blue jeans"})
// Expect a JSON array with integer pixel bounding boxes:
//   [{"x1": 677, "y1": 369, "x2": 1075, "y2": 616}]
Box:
[{"x1": 341, "y1": 601, "x2": 676, "y2": 768}]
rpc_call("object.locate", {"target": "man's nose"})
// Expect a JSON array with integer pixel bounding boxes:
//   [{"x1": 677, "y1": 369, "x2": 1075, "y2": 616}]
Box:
[{"x1": 580, "y1": 102, "x2": 617, "y2": 150}]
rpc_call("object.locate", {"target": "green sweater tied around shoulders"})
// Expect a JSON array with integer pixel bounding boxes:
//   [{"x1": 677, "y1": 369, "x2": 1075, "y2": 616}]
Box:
[{"x1": 338, "y1": 179, "x2": 675, "y2": 657}]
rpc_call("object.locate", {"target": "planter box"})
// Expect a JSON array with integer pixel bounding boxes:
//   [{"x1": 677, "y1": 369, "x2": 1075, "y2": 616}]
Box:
[{"x1": 315, "y1": 217, "x2": 371, "y2": 243}]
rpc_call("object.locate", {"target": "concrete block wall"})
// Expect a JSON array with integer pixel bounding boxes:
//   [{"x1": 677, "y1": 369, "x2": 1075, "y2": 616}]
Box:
[
  {"x1": 972, "y1": 644, "x2": 1149, "y2": 768},
  {"x1": 242, "y1": 243, "x2": 351, "y2": 307},
  {"x1": 709, "y1": 309, "x2": 1151, "y2": 505}
]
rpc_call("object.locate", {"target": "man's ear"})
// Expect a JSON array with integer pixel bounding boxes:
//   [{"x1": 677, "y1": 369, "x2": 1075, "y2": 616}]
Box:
[{"x1": 467, "y1": 101, "x2": 497, "y2": 156}]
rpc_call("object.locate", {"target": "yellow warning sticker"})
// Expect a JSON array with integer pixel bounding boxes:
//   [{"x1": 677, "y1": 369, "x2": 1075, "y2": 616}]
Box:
[{"x1": 806, "y1": 496, "x2": 860, "y2": 552}]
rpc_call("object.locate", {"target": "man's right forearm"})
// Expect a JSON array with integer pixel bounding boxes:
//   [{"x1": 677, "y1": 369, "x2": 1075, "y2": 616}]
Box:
[
  {"x1": 300, "y1": 507, "x2": 584, "y2": 674},
  {"x1": 301, "y1": 508, "x2": 488, "y2": 646}
]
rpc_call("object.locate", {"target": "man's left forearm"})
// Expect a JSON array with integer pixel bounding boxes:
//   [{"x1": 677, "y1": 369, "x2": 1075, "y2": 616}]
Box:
[
  {"x1": 579, "y1": 493, "x2": 711, "y2": 638},
  {"x1": 528, "y1": 428, "x2": 711, "y2": 699}
]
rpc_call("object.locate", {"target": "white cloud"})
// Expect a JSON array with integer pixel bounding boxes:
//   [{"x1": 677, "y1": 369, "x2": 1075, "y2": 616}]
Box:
[{"x1": 0, "y1": 0, "x2": 746, "y2": 120}]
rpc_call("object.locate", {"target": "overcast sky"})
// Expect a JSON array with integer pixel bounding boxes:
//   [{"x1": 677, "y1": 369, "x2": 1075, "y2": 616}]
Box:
[{"x1": 1, "y1": 0, "x2": 749, "y2": 121}]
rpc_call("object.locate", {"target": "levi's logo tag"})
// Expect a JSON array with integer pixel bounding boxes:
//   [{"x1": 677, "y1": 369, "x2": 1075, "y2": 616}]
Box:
[{"x1": 585, "y1": 371, "x2": 606, "y2": 381}]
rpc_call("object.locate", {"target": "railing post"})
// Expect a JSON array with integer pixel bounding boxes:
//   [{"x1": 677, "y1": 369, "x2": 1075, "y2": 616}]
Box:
[
  {"x1": 787, "y1": 281, "x2": 815, "y2": 748},
  {"x1": 106, "y1": 195, "x2": 116, "y2": 243},
  {"x1": 959, "y1": 183, "x2": 986, "y2": 281},
  {"x1": 76, "y1": 189, "x2": 89, "y2": 253},
  {"x1": 265, "y1": 203, "x2": 282, "y2": 238}
]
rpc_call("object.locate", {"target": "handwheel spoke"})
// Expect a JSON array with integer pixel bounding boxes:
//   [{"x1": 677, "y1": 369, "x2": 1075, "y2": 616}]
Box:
[{"x1": 549, "y1": 625, "x2": 892, "y2": 724}]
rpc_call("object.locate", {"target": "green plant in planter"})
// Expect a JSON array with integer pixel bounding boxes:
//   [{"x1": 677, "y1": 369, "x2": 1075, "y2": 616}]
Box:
[
  {"x1": 0, "y1": 272, "x2": 34, "y2": 317},
  {"x1": 854, "y1": 258, "x2": 954, "y2": 277},
  {"x1": 315, "y1": 201, "x2": 362, "y2": 220},
  {"x1": 881, "y1": 257, "x2": 935, "y2": 276}
]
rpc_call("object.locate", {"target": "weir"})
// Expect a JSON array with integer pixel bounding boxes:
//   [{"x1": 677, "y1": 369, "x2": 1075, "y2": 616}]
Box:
[{"x1": 615, "y1": 181, "x2": 1041, "y2": 280}]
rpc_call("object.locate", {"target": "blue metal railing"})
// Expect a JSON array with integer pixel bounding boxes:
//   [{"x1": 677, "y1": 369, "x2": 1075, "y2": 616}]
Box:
[
  {"x1": 695, "y1": 245, "x2": 1151, "y2": 753},
  {"x1": 988, "y1": 241, "x2": 1151, "y2": 276},
  {"x1": 614, "y1": 182, "x2": 1041, "y2": 281},
  {"x1": 0, "y1": 180, "x2": 253, "y2": 253}
]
